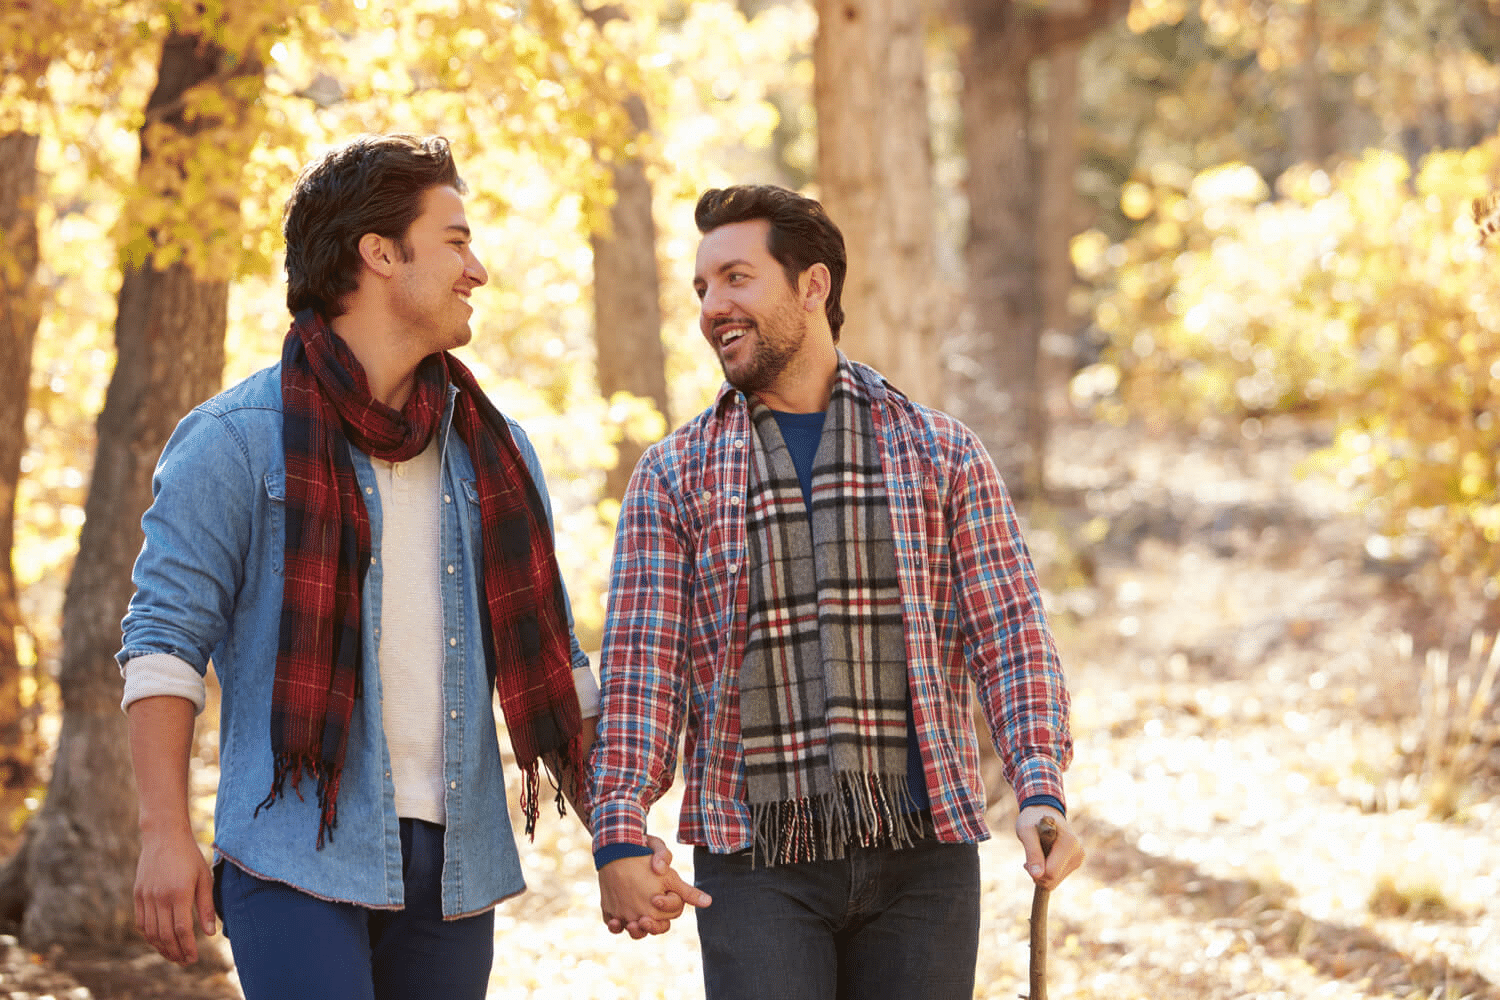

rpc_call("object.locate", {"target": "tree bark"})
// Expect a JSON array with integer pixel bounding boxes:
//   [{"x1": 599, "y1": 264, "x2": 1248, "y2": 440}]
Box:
[
  {"x1": 1292, "y1": 0, "x2": 1327, "y2": 164},
  {"x1": 953, "y1": 3, "x2": 1044, "y2": 495},
  {"x1": 1038, "y1": 42, "x2": 1082, "y2": 430},
  {"x1": 0, "y1": 129, "x2": 43, "y2": 793},
  {"x1": 949, "y1": 0, "x2": 1125, "y2": 498},
  {"x1": 592, "y1": 94, "x2": 669, "y2": 503},
  {"x1": 0, "y1": 32, "x2": 240, "y2": 947},
  {"x1": 813, "y1": 0, "x2": 940, "y2": 404}
]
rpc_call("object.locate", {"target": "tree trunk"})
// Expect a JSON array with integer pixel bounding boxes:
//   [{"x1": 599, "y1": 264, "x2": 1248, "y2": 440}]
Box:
[
  {"x1": 952, "y1": 3, "x2": 1043, "y2": 496},
  {"x1": 0, "y1": 130, "x2": 43, "y2": 793},
  {"x1": 1292, "y1": 0, "x2": 1326, "y2": 164},
  {"x1": 0, "y1": 32, "x2": 239, "y2": 947},
  {"x1": 813, "y1": 0, "x2": 940, "y2": 404},
  {"x1": 1038, "y1": 42, "x2": 1082, "y2": 432},
  {"x1": 592, "y1": 94, "x2": 669, "y2": 503}
]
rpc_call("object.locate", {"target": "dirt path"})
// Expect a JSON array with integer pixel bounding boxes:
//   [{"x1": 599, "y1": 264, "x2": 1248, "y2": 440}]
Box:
[{"x1": 4, "y1": 416, "x2": 1495, "y2": 999}]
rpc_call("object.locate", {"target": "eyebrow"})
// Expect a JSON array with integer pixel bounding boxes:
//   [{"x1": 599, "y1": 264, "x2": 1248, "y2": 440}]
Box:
[
  {"x1": 445, "y1": 224, "x2": 471, "y2": 237},
  {"x1": 694, "y1": 258, "x2": 755, "y2": 283}
]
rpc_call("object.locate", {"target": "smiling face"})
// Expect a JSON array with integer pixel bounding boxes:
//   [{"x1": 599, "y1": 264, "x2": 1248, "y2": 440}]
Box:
[
  {"x1": 693, "y1": 219, "x2": 813, "y2": 399},
  {"x1": 389, "y1": 184, "x2": 489, "y2": 355}
]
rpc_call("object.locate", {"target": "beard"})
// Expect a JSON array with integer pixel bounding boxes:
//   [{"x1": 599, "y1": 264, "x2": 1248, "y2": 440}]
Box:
[{"x1": 717, "y1": 294, "x2": 808, "y2": 396}]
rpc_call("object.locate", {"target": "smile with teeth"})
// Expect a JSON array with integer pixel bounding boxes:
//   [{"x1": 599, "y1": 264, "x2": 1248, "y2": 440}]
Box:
[{"x1": 717, "y1": 321, "x2": 753, "y2": 347}]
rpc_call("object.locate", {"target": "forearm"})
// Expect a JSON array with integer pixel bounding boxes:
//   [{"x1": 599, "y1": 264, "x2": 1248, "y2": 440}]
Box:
[{"x1": 128, "y1": 696, "x2": 198, "y2": 838}]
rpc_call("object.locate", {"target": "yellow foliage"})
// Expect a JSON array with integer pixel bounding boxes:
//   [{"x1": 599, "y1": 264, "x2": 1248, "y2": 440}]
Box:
[{"x1": 1093, "y1": 138, "x2": 1500, "y2": 599}]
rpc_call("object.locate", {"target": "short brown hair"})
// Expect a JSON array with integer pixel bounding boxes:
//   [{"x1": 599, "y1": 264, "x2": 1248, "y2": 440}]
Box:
[
  {"x1": 695, "y1": 185, "x2": 847, "y2": 340},
  {"x1": 283, "y1": 134, "x2": 465, "y2": 317}
]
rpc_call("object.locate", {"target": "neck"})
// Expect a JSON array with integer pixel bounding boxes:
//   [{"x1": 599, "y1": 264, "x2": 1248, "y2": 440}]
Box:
[
  {"x1": 329, "y1": 302, "x2": 428, "y2": 410},
  {"x1": 754, "y1": 340, "x2": 840, "y2": 413}
]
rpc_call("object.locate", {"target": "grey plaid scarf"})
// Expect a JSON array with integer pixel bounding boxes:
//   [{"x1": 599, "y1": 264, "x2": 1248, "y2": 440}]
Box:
[{"x1": 740, "y1": 363, "x2": 922, "y2": 866}]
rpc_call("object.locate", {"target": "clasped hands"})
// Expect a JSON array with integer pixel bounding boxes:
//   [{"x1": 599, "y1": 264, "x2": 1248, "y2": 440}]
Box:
[{"x1": 598, "y1": 836, "x2": 712, "y2": 939}]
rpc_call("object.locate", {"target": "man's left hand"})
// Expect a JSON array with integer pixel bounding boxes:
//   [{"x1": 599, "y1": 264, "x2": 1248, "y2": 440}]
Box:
[{"x1": 1016, "y1": 805, "x2": 1084, "y2": 890}]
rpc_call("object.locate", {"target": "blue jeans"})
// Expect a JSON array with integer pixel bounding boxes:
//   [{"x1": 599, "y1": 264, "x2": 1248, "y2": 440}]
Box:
[
  {"x1": 692, "y1": 834, "x2": 981, "y2": 1000},
  {"x1": 217, "y1": 819, "x2": 495, "y2": 1000}
]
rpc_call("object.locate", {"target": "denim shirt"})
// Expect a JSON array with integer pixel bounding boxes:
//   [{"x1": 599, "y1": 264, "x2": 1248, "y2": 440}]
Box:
[{"x1": 118, "y1": 363, "x2": 589, "y2": 918}]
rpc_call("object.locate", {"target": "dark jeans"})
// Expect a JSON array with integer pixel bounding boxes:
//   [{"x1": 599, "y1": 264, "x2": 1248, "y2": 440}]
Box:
[
  {"x1": 693, "y1": 835, "x2": 981, "y2": 1000},
  {"x1": 218, "y1": 819, "x2": 495, "y2": 1000}
]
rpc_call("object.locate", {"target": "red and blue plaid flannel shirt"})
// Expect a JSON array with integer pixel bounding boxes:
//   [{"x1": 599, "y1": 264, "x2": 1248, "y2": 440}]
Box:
[{"x1": 590, "y1": 361, "x2": 1072, "y2": 853}]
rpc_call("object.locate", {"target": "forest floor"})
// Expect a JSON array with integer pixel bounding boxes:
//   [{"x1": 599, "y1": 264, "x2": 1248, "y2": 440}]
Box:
[{"x1": 1, "y1": 414, "x2": 1496, "y2": 999}]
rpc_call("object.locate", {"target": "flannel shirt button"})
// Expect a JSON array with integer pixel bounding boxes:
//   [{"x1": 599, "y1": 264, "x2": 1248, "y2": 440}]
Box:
[
  {"x1": 449, "y1": 637, "x2": 457, "y2": 647},
  {"x1": 734, "y1": 439, "x2": 744, "y2": 448},
  {"x1": 703, "y1": 490, "x2": 713, "y2": 502},
  {"x1": 728, "y1": 562, "x2": 738, "y2": 574},
  {"x1": 730, "y1": 495, "x2": 741, "y2": 506}
]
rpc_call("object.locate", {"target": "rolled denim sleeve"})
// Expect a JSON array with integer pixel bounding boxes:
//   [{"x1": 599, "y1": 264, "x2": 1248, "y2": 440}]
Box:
[{"x1": 118, "y1": 408, "x2": 253, "y2": 677}]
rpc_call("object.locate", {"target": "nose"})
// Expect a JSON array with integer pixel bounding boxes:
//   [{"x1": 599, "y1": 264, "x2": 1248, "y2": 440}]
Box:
[
  {"x1": 465, "y1": 249, "x2": 488, "y2": 287},
  {"x1": 700, "y1": 283, "x2": 731, "y2": 320}
]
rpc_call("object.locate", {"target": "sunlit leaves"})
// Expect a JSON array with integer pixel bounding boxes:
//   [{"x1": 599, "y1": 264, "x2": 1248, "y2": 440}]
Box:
[{"x1": 1090, "y1": 137, "x2": 1500, "y2": 596}]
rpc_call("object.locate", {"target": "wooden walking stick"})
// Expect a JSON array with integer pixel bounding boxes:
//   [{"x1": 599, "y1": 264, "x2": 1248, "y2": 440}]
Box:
[{"x1": 1026, "y1": 816, "x2": 1059, "y2": 1000}]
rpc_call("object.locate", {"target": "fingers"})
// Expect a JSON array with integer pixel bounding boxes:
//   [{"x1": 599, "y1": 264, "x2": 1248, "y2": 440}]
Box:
[
  {"x1": 646, "y1": 834, "x2": 673, "y2": 876},
  {"x1": 1017, "y1": 822, "x2": 1046, "y2": 880},
  {"x1": 1042, "y1": 827, "x2": 1085, "y2": 889},
  {"x1": 196, "y1": 866, "x2": 217, "y2": 940},
  {"x1": 650, "y1": 890, "x2": 685, "y2": 919},
  {"x1": 660, "y1": 868, "x2": 712, "y2": 910}
]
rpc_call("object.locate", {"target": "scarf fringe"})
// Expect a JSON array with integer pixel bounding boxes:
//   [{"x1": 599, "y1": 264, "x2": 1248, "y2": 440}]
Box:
[
  {"x1": 256, "y1": 753, "x2": 342, "y2": 850},
  {"x1": 750, "y1": 771, "x2": 924, "y2": 867}
]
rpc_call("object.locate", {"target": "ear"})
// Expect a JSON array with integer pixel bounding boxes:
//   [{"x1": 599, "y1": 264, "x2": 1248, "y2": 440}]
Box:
[
  {"x1": 801, "y1": 262, "x2": 831, "y2": 313},
  {"x1": 357, "y1": 232, "x2": 398, "y2": 277}
]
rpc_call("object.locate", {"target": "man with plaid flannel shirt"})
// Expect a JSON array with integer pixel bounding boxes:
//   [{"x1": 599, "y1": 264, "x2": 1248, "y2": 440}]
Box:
[{"x1": 590, "y1": 184, "x2": 1084, "y2": 999}]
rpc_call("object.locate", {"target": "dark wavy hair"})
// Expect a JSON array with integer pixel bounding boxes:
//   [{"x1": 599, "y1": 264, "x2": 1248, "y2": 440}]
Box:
[
  {"x1": 694, "y1": 185, "x2": 847, "y2": 341},
  {"x1": 283, "y1": 134, "x2": 465, "y2": 317}
]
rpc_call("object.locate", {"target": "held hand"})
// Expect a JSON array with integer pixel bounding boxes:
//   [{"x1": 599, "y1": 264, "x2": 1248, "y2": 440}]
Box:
[
  {"x1": 135, "y1": 828, "x2": 215, "y2": 965},
  {"x1": 599, "y1": 843, "x2": 712, "y2": 940},
  {"x1": 646, "y1": 834, "x2": 711, "y2": 919},
  {"x1": 1016, "y1": 805, "x2": 1084, "y2": 891}
]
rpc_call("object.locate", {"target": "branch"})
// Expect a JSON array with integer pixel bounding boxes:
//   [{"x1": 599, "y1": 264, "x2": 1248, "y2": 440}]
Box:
[{"x1": 1039, "y1": 0, "x2": 1131, "y2": 52}]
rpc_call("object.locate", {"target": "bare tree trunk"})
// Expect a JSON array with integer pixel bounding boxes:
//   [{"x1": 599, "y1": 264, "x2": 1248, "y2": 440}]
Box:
[
  {"x1": 1292, "y1": 0, "x2": 1326, "y2": 164},
  {"x1": 1038, "y1": 43, "x2": 1082, "y2": 434},
  {"x1": 947, "y1": 0, "x2": 1126, "y2": 498},
  {"x1": 813, "y1": 0, "x2": 940, "y2": 404},
  {"x1": 592, "y1": 94, "x2": 669, "y2": 503},
  {"x1": 0, "y1": 129, "x2": 43, "y2": 793},
  {"x1": 953, "y1": 3, "x2": 1043, "y2": 495},
  {"x1": 0, "y1": 32, "x2": 242, "y2": 946}
]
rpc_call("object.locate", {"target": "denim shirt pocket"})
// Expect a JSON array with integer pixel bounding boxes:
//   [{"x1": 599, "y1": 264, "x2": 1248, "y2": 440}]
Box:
[{"x1": 264, "y1": 471, "x2": 286, "y2": 576}]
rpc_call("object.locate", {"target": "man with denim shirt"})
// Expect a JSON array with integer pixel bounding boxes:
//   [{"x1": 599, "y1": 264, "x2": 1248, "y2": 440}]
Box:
[
  {"x1": 592, "y1": 185, "x2": 1085, "y2": 999},
  {"x1": 119, "y1": 134, "x2": 700, "y2": 1000}
]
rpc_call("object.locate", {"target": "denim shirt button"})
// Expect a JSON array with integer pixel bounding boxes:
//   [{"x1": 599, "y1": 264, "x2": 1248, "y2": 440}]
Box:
[
  {"x1": 449, "y1": 709, "x2": 457, "y2": 719},
  {"x1": 444, "y1": 493, "x2": 452, "y2": 503},
  {"x1": 450, "y1": 780, "x2": 457, "y2": 790},
  {"x1": 448, "y1": 637, "x2": 457, "y2": 647},
  {"x1": 447, "y1": 564, "x2": 455, "y2": 574}
]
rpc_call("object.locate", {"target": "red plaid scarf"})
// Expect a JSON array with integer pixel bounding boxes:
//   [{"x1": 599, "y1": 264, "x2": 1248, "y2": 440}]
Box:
[{"x1": 261, "y1": 310, "x2": 585, "y2": 847}]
